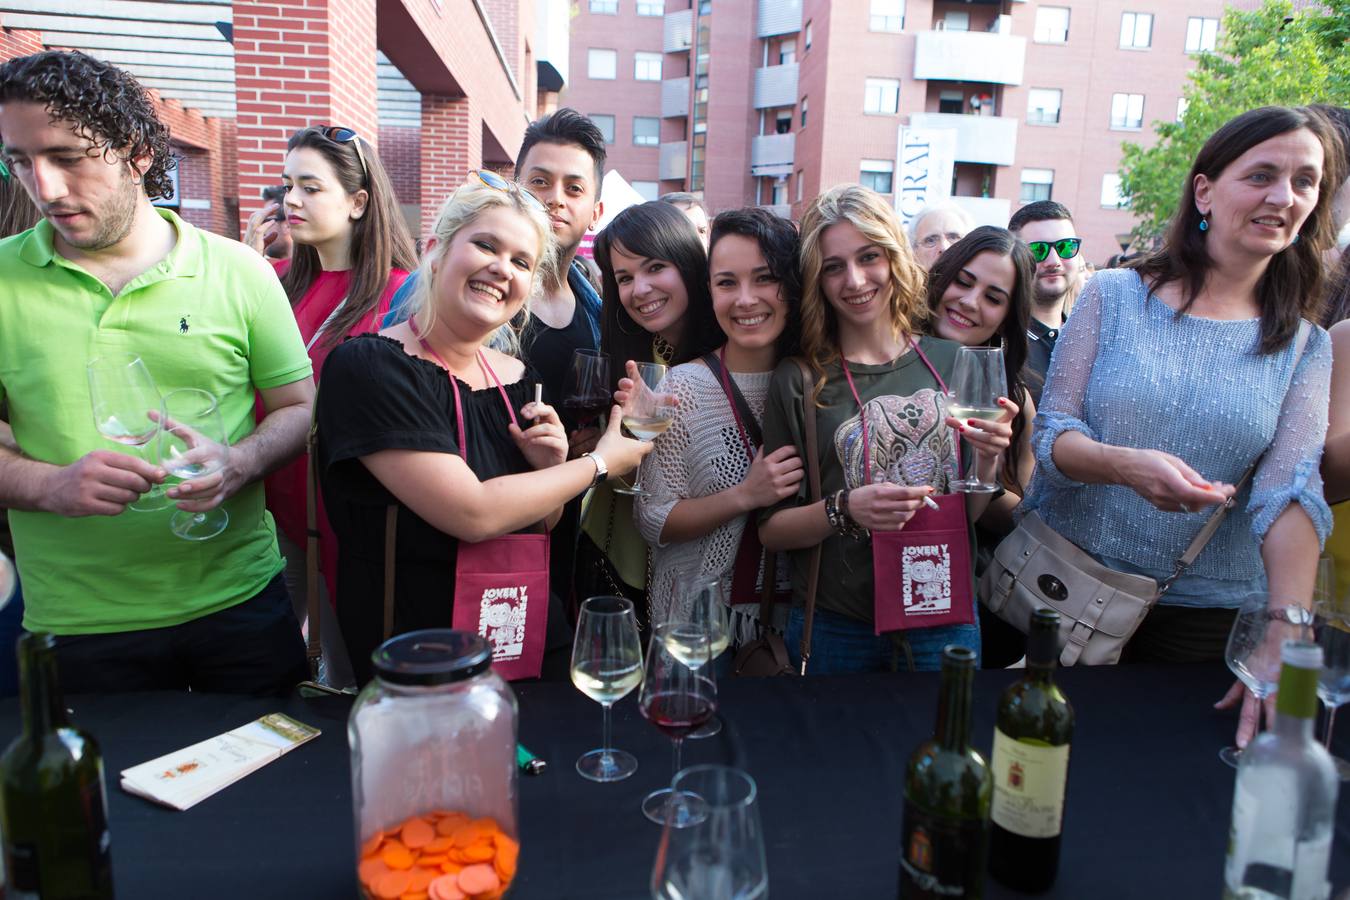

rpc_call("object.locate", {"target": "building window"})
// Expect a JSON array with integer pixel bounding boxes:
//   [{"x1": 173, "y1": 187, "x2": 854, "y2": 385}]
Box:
[
  {"x1": 1119, "y1": 12, "x2": 1152, "y2": 49},
  {"x1": 870, "y1": 0, "x2": 904, "y2": 33},
  {"x1": 796, "y1": 169, "x2": 804, "y2": 202},
  {"x1": 1034, "y1": 7, "x2": 1069, "y2": 43},
  {"x1": 635, "y1": 52, "x2": 663, "y2": 81},
  {"x1": 860, "y1": 159, "x2": 895, "y2": 195},
  {"x1": 1185, "y1": 17, "x2": 1219, "y2": 53},
  {"x1": 591, "y1": 114, "x2": 616, "y2": 143},
  {"x1": 1176, "y1": 97, "x2": 1189, "y2": 121},
  {"x1": 699, "y1": 0, "x2": 711, "y2": 14},
  {"x1": 779, "y1": 40, "x2": 796, "y2": 65},
  {"x1": 632, "y1": 180, "x2": 660, "y2": 201},
  {"x1": 588, "y1": 49, "x2": 617, "y2": 80},
  {"x1": 1027, "y1": 88, "x2": 1062, "y2": 125},
  {"x1": 1110, "y1": 92, "x2": 1144, "y2": 130},
  {"x1": 771, "y1": 178, "x2": 788, "y2": 206},
  {"x1": 1020, "y1": 168, "x2": 1053, "y2": 203},
  {"x1": 938, "y1": 90, "x2": 964, "y2": 115},
  {"x1": 864, "y1": 78, "x2": 900, "y2": 115},
  {"x1": 775, "y1": 110, "x2": 792, "y2": 134},
  {"x1": 1101, "y1": 174, "x2": 1129, "y2": 209},
  {"x1": 633, "y1": 116, "x2": 660, "y2": 146},
  {"x1": 801, "y1": 96, "x2": 808, "y2": 128},
  {"x1": 636, "y1": 0, "x2": 664, "y2": 15},
  {"x1": 943, "y1": 11, "x2": 969, "y2": 31},
  {"x1": 590, "y1": 0, "x2": 618, "y2": 13},
  {"x1": 805, "y1": 20, "x2": 813, "y2": 50}
]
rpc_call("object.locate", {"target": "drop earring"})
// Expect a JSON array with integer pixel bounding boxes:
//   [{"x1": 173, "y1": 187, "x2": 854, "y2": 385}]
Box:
[{"x1": 1198, "y1": 215, "x2": 1209, "y2": 233}]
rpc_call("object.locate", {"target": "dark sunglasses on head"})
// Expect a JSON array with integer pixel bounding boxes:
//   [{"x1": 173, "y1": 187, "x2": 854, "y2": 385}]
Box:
[
  {"x1": 471, "y1": 169, "x2": 549, "y2": 216},
  {"x1": 319, "y1": 126, "x2": 369, "y2": 184},
  {"x1": 1026, "y1": 238, "x2": 1082, "y2": 262}
]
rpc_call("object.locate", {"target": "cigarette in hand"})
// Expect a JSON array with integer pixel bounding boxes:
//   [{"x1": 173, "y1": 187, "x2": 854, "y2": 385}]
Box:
[
  {"x1": 922, "y1": 495, "x2": 940, "y2": 511},
  {"x1": 533, "y1": 384, "x2": 543, "y2": 425}
]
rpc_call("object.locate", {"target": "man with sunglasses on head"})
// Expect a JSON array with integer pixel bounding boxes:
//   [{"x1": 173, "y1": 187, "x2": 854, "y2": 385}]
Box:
[
  {"x1": 0, "y1": 51, "x2": 315, "y2": 695},
  {"x1": 1008, "y1": 200, "x2": 1086, "y2": 404}
]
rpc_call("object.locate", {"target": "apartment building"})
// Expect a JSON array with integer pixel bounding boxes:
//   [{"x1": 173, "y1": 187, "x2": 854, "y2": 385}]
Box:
[{"x1": 564, "y1": 0, "x2": 1233, "y2": 264}]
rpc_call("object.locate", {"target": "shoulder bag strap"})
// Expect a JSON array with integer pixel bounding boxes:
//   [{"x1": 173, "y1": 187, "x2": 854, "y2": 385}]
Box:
[
  {"x1": 702, "y1": 352, "x2": 764, "y2": 447},
  {"x1": 304, "y1": 397, "x2": 322, "y2": 680},
  {"x1": 1162, "y1": 321, "x2": 1312, "y2": 594},
  {"x1": 793, "y1": 357, "x2": 823, "y2": 675}
]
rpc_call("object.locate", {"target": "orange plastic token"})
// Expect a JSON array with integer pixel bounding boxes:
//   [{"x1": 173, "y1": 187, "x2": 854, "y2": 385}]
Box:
[
  {"x1": 372, "y1": 868, "x2": 413, "y2": 899},
  {"x1": 457, "y1": 863, "x2": 500, "y2": 895},
  {"x1": 359, "y1": 810, "x2": 516, "y2": 900},
  {"x1": 427, "y1": 874, "x2": 467, "y2": 900}
]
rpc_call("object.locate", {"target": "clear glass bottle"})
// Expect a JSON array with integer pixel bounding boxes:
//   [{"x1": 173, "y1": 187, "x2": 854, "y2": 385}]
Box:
[
  {"x1": 349, "y1": 630, "x2": 518, "y2": 898},
  {"x1": 1223, "y1": 639, "x2": 1338, "y2": 900}
]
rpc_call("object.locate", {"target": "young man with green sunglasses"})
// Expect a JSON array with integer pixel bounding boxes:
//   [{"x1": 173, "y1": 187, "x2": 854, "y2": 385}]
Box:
[{"x1": 1008, "y1": 200, "x2": 1086, "y2": 403}]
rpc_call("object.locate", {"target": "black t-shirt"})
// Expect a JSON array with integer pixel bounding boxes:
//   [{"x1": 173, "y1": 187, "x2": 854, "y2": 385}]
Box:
[
  {"x1": 317, "y1": 334, "x2": 545, "y2": 683},
  {"x1": 520, "y1": 295, "x2": 597, "y2": 434}
]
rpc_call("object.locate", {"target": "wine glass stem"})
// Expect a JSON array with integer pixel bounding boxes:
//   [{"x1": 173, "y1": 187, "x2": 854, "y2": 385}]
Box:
[
  {"x1": 1327, "y1": 702, "x2": 1340, "y2": 752},
  {"x1": 601, "y1": 701, "x2": 614, "y2": 763},
  {"x1": 631, "y1": 457, "x2": 643, "y2": 493},
  {"x1": 671, "y1": 736, "x2": 683, "y2": 782}
]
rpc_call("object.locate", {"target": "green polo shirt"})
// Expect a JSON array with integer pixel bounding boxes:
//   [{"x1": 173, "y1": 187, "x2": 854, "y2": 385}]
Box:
[{"x1": 0, "y1": 209, "x2": 312, "y2": 634}]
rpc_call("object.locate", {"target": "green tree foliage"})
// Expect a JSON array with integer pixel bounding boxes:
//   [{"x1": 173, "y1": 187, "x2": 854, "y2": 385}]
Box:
[{"x1": 1119, "y1": 0, "x2": 1350, "y2": 244}]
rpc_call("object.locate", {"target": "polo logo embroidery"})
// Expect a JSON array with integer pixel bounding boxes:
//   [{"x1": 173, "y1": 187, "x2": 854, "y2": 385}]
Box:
[
  {"x1": 901, "y1": 544, "x2": 952, "y2": 614},
  {"x1": 479, "y1": 585, "x2": 528, "y2": 662},
  {"x1": 179, "y1": 316, "x2": 191, "y2": 334}
]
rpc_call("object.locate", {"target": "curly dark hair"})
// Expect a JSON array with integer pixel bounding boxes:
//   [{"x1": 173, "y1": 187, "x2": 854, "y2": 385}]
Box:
[
  {"x1": 0, "y1": 50, "x2": 176, "y2": 200},
  {"x1": 708, "y1": 207, "x2": 803, "y2": 360}
]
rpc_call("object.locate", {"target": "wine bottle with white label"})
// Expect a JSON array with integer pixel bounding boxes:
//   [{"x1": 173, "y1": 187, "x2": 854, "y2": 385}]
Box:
[
  {"x1": 988, "y1": 608, "x2": 1073, "y2": 893},
  {"x1": 898, "y1": 645, "x2": 991, "y2": 899}
]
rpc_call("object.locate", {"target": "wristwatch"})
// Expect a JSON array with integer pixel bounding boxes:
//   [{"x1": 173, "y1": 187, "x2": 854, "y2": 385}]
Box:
[{"x1": 583, "y1": 451, "x2": 608, "y2": 487}]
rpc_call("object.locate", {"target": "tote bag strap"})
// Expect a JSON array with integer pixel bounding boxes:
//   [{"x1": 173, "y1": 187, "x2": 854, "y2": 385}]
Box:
[
  {"x1": 304, "y1": 397, "x2": 322, "y2": 679},
  {"x1": 793, "y1": 357, "x2": 823, "y2": 675}
]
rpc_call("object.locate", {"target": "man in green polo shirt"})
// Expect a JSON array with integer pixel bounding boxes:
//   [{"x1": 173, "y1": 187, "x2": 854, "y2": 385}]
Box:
[{"x1": 0, "y1": 51, "x2": 316, "y2": 694}]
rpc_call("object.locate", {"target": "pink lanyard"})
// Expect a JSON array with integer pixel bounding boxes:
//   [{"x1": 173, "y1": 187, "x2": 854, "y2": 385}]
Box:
[
  {"x1": 838, "y1": 338, "x2": 960, "y2": 483},
  {"x1": 416, "y1": 339, "x2": 518, "y2": 450},
  {"x1": 716, "y1": 346, "x2": 757, "y2": 462}
]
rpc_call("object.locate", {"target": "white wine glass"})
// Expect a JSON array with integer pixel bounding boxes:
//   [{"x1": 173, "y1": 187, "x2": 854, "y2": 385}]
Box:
[
  {"x1": 651, "y1": 765, "x2": 768, "y2": 900},
  {"x1": 156, "y1": 389, "x2": 230, "y2": 541},
  {"x1": 614, "y1": 362, "x2": 675, "y2": 497},
  {"x1": 0, "y1": 549, "x2": 15, "y2": 611},
  {"x1": 946, "y1": 345, "x2": 1007, "y2": 493},
  {"x1": 571, "y1": 596, "x2": 644, "y2": 782},
  {"x1": 87, "y1": 354, "x2": 171, "y2": 512},
  {"x1": 1220, "y1": 593, "x2": 1315, "y2": 768},
  {"x1": 667, "y1": 576, "x2": 731, "y2": 740},
  {"x1": 640, "y1": 621, "x2": 717, "y2": 826},
  {"x1": 1313, "y1": 598, "x2": 1350, "y2": 781}
]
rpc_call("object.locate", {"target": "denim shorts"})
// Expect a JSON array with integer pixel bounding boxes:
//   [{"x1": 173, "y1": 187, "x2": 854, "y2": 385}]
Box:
[{"x1": 785, "y1": 606, "x2": 981, "y2": 674}]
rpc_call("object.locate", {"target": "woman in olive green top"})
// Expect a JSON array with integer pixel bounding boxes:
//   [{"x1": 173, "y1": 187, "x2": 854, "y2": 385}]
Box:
[{"x1": 759, "y1": 185, "x2": 1017, "y2": 673}]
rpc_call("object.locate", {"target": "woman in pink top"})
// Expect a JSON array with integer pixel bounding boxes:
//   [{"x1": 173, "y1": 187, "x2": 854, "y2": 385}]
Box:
[{"x1": 246, "y1": 125, "x2": 417, "y2": 686}]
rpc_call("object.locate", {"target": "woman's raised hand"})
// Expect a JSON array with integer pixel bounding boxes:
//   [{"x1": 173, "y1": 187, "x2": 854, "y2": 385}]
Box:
[
  {"x1": 594, "y1": 404, "x2": 653, "y2": 476},
  {"x1": 946, "y1": 396, "x2": 1018, "y2": 483},
  {"x1": 1116, "y1": 447, "x2": 1235, "y2": 513},
  {"x1": 243, "y1": 201, "x2": 281, "y2": 256},
  {"x1": 847, "y1": 482, "x2": 935, "y2": 532},
  {"x1": 735, "y1": 445, "x2": 805, "y2": 511},
  {"x1": 509, "y1": 400, "x2": 568, "y2": 471}
]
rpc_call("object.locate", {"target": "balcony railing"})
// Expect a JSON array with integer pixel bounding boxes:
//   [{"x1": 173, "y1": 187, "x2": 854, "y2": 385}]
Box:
[
  {"x1": 664, "y1": 9, "x2": 693, "y2": 53},
  {"x1": 750, "y1": 132, "x2": 795, "y2": 176},
  {"x1": 757, "y1": 0, "x2": 802, "y2": 37},
  {"x1": 907, "y1": 112, "x2": 1018, "y2": 166},
  {"x1": 661, "y1": 76, "x2": 690, "y2": 118},
  {"x1": 753, "y1": 63, "x2": 798, "y2": 110},
  {"x1": 659, "y1": 140, "x2": 688, "y2": 180},
  {"x1": 950, "y1": 195, "x2": 1012, "y2": 226},
  {"x1": 913, "y1": 27, "x2": 1026, "y2": 85}
]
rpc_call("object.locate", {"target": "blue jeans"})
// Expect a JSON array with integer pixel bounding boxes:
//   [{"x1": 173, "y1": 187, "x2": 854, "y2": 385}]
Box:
[{"x1": 786, "y1": 606, "x2": 981, "y2": 674}]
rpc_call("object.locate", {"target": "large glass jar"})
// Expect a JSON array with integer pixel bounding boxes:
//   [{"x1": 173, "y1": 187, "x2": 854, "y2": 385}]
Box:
[{"x1": 349, "y1": 630, "x2": 519, "y2": 899}]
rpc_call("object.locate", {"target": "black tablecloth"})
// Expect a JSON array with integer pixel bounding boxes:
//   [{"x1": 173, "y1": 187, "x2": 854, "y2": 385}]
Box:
[{"x1": 2, "y1": 664, "x2": 1347, "y2": 899}]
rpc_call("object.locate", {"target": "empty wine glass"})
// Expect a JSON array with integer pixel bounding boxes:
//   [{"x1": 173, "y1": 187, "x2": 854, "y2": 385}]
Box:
[
  {"x1": 87, "y1": 354, "x2": 170, "y2": 512},
  {"x1": 0, "y1": 550, "x2": 14, "y2": 612},
  {"x1": 640, "y1": 621, "x2": 717, "y2": 825},
  {"x1": 651, "y1": 765, "x2": 768, "y2": 900},
  {"x1": 946, "y1": 346, "x2": 1007, "y2": 493},
  {"x1": 1313, "y1": 598, "x2": 1350, "y2": 781},
  {"x1": 156, "y1": 388, "x2": 230, "y2": 541},
  {"x1": 563, "y1": 349, "x2": 613, "y2": 431},
  {"x1": 614, "y1": 362, "x2": 675, "y2": 497},
  {"x1": 1220, "y1": 593, "x2": 1315, "y2": 767},
  {"x1": 667, "y1": 576, "x2": 732, "y2": 740},
  {"x1": 571, "y1": 596, "x2": 644, "y2": 782}
]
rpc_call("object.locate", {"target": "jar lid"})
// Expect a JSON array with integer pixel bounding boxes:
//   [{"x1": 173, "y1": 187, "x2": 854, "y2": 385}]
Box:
[{"x1": 372, "y1": 630, "x2": 493, "y2": 686}]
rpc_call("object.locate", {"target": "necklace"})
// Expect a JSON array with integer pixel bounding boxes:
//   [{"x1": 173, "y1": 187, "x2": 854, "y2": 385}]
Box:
[{"x1": 652, "y1": 334, "x2": 675, "y2": 364}]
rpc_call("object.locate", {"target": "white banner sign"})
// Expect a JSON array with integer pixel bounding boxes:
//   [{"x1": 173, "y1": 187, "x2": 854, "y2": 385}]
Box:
[{"x1": 894, "y1": 127, "x2": 956, "y2": 229}]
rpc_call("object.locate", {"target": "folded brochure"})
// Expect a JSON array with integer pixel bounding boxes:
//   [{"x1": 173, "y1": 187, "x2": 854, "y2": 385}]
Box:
[{"x1": 120, "y1": 713, "x2": 321, "y2": 811}]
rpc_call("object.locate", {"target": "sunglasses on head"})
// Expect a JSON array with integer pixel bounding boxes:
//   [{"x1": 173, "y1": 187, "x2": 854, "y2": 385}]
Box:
[
  {"x1": 319, "y1": 126, "x2": 369, "y2": 184},
  {"x1": 471, "y1": 169, "x2": 549, "y2": 216},
  {"x1": 1026, "y1": 238, "x2": 1082, "y2": 262}
]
